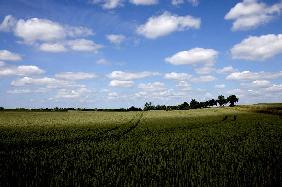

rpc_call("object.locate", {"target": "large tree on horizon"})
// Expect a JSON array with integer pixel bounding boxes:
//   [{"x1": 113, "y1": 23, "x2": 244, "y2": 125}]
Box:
[
  {"x1": 227, "y1": 95, "x2": 239, "y2": 107},
  {"x1": 217, "y1": 95, "x2": 227, "y2": 107}
]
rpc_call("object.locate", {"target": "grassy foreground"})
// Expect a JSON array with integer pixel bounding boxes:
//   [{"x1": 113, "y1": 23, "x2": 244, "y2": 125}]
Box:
[{"x1": 0, "y1": 105, "x2": 282, "y2": 186}]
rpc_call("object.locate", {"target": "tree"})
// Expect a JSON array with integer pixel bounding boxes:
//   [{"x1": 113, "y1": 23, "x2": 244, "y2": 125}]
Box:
[
  {"x1": 217, "y1": 95, "x2": 227, "y2": 107},
  {"x1": 179, "y1": 102, "x2": 189, "y2": 110},
  {"x1": 144, "y1": 102, "x2": 154, "y2": 111},
  {"x1": 190, "y1": 99, "x2": 199, "y2": 109},
  {"x1": 227, "y1": 95, "x2": 239, "y2": 107},
  {"x1": 208, "y1": 99, "x2": 217, "y2": 107},
  {"x1": 0, "y1": 107, "x2": 4, "y2": 111}
]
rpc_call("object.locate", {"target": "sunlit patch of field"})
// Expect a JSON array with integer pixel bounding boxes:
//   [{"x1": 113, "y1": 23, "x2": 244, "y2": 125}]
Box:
[{"x1": 0, "y1": 106, "x2": 281, "y2": 186}]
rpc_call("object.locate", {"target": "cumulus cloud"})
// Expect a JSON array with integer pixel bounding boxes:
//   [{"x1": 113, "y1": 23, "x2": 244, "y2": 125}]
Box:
[
  {"x1": 176, "y1": 81, "x2": 192, "y2": 91},
  {"x1": 138, "y1": 82, "x2": 166, "y2": 92},
  {"x1": 164, "y1": 72, "x2": 192, "y2": 81},
  {"x1": 195, "y1": 65, "x2": 215, "y2": 74},
  {"x1": 0, "y1": 50, "x2": 22, "y2": 61},
  {"x1": 0, "y1": 15, "x2": 93, "y2": 43},
  {"x1": 91, "y1": 0, "x2": 123, "y2": 9},
  {"x1": 241, "y1": 80, "x2": 272, "y2": 88},
  {"x1": 55, "y1": 87, "x2": 91, "y2": 99},
  {"x1": 96, "y1": 58, "x2": 110, "y2": 65},
  {"x1": 39, "y1": 39, "x2": 102, "y2": 53},
  {"x1": 0, "y1": 15, "x2": 17, "y2": 32},
  {"x1": 55, "y1": 72, "x2": 97, "y2": 80},
  {"x1": 7, "y1": 88, "x2": 49, "y2": 94},
  {"x1": 107, "y1": 71, "x2": 159, "y2": 80},
  {"x1": 130, "y1": 0, "x2": 158, "y2": 5},
  {"x1": 106, "y1": 34, "x2": 126, "y2": 44},
  {"x1": 191, "y1": 75, "x2": 216, "y2": 82},
  {"x1": 137, "y1": 12, "x2": 200, "y2": 39},
  {"x1": 225, "y1": 0, "x2": 282, "y2": 31},
  {"x1": 109, "y1": 80, "x2": 134, "y2": 87},
  {"x1": 265, "y1": 84, "x2": 282, "y2": 93},
  {"x1": 10, "y1": 76, "x2": 74, "y2": 88},
  {"x1": 39, "y1": 43, "x2": 67, "y2": 53},
  {"x1": 165, "y1": 48, "x2": 218, "y2": 65},
  {"x1": 215, "y1": 84, "x2": 225, "y2": 89},
  {"x1": 67, "y1": 39, "x2": 103, "y2": 52},
  {"x1": 231, "y1": 34, "x2": 282, "y2": 61},
  {"x1": 217, "y1": 66, "x2": 237, "y2": 74},
  {"x1": 0, "y1": 65, "x2": 44, "y2": 76},
  {"x1": 226, "y1": 71, "x2": 282, "y2": 81},
  {"x1": 172, "y1": 0, "x2": 184, "y2": 5},
  {"x1": 172, "y1": 0, "x2": 199, "y2": 6},
  {"x1": 0, "y1": 15, "x2": 102, "y2": 53}
]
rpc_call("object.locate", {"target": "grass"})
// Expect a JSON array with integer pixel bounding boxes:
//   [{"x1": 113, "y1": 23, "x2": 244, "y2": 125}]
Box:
[{"x1": 0, "y1": 105, "x2": 282, "y2": 186}]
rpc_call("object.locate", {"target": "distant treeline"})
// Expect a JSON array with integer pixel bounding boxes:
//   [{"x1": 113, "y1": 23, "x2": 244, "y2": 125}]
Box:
[
  {"x1": 0, "y1": 106, "x2": 142, "y2": 112},
  {"x1": 0, "y1": 95, "x2": 238, "y2": 112},
  {"x1": 144, "y1": 95, "x2": 239, "y2": 111}
]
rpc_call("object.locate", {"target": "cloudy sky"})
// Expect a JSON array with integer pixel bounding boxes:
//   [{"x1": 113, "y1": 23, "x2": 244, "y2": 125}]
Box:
[{"x1": 0, "y1": 0, "x2": 282, "y2": 108}]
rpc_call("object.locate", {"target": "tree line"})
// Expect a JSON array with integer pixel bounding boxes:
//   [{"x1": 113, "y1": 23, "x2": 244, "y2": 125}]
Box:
[
  {"x1": 0, "y1": 95, "x2": 238, "y2": 112},
  {"x1": 143, "y1": 95, "x2": 239, "y2": 111}
]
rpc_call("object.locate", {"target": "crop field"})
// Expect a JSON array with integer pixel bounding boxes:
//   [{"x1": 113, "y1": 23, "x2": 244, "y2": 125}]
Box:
[{"x1": 0, "y1": 105, "x2": 282, "y2": 186}]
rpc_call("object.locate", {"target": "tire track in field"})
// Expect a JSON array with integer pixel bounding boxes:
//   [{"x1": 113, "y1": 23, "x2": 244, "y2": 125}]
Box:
[
  {"x1": 113, "y1": 112, "x2": 144, "y2": 141},
  {"x1": 1, "y1": 112, "x2": 144, "y2": 150}
]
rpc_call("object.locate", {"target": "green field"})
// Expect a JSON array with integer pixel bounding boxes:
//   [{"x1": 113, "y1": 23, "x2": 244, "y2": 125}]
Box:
[{"x1": 1, "y1": 105, "x2": 282, "y2": 186}]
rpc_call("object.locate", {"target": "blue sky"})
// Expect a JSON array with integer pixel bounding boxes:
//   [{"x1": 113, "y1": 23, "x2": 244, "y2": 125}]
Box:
[{"x1": 0, "y1": 0, "x2": 282, "y2": 108}]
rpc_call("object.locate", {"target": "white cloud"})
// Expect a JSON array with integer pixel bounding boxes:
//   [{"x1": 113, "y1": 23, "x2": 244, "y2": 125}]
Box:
[
  {"x1": 39, "y1": 43, "x2": 67, "y2": 53},
  {"x1": 7, "y1": 88, "x2": 49, "y2": 94},
  {"x1": 188, "y1": 0, "x2": 199, "y2": 6},
  {"x1": 92, "y1": 0, "x2": 123, "y2": 9},
  {"x1": 226, "y1": 71, "x2": 282, "y2": 81},
  {"x1": 251, "y1": 80, "x2": 271, "y2": 88},
  {"x1": 164, "y1": 72, "x2": 192, "y2": 81},
  {"x1": 265, "y1": 84, "x2": 282, "y2": 93},
  {"x1": 109, "y1": 80, "x2": 134, "y2": 87},
  {"x1": 67, "y1": 39, "x2": 103, "y2": 52},
  {"x1": 165, "y1": 48, "x2": 218, "y2": 65},
  {"x1": 14, "y1": 18, "x2": 66, "y2": 43},
  {"x1": 137, "y1": 12, "x2": 200, "y2": 39},
  {"x1": 195, "y1": 65, "x2": 215, "y2": 74},
  {"x1": 107, "y1": 71, "x2": 159, "y2": 80},
  {"x1": 130, "y1": 0, "x2": 158, "y2": 5},
  {"x1": 217, "y1": 66, "x2": 237, "y2": 74},
  {"x1": 231, "y1": 34, "x2": 282, "y2": 61},
  {"x1": 106, "y1": 34, "x2": 126, "y2": 45},
  {"x1": 39, "y1": 39, "x2": 103, "y2": 53},
  {"x1": 215, "y1": 84, "x2": 225, "y2": 89},
  {"x1": 0, "y1": 50, "x2": 22, "y2": 61},
  {"x1": 0, "y1": 16, "x2": 101, "y2": 53},
  {"x1": 55, "y1": 87, "x2": 91, "y2": 99},
  {"x1": 171, "y1": 0, "x2": 184, "y2": 5},
  {"x1": 0, "y1": 15, "x2": 94, "y2": 42},
  {"x1": 3, "y1": 16, "x2": 93, "y2": 43},
  {"x1": 191, "y1": 75, "x2": 216, "y2": 82},
  {"x1": 172, "y1": 0, "x2": 199, "y2": 6},
  {"x1": 55, "y1": 72, "x2": 97, "y2": 80},
  {"x1": 107, "y1": 92, "x2": 120, "y2": 99},
  {"x1": 138, "y1": 82, "x2": 166, "y2": 92},
  {"x1": 96, "y1": 58, "x2": 110, "y2": 65},
  {"x1": 0, "y1": 65, "x2": 44, "y2": 76},
  {"x1": 225, "y1": 0, "x2": 282, "y2": 31},
  {"x1": 176, "y1": 81, "x2": 192, "y2": 91},
  {"x1": 11, "y1": 76, "x2": 69, "y2": 88},
  {"x1": 0, "y1": 61, "x2": 5, "y2": 66},
  {"x1": 0, "y1": 15, "x2": 17, "y2": 32}
]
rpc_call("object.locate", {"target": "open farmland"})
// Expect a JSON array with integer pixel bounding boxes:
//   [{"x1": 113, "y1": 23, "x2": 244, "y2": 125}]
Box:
[{"x1": 0, "y1": 105, "x2": 282, "y2": 186}]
